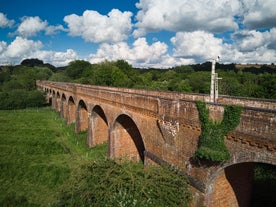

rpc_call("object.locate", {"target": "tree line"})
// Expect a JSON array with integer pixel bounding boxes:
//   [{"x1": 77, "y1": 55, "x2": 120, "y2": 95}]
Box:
[{"x1": 0, "y1": 58, "x2": 275, "y2": 109}]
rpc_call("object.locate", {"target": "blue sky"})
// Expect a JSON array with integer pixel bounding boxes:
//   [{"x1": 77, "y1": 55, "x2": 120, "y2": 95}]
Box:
[{"x1": 0, "y1": 0, "x2": 276, "y2": 67}]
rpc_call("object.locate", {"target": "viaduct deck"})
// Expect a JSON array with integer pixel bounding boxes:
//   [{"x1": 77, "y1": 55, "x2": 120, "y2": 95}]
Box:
[{"x1": 37, "y1": 80, "x2": 276, "y2": 207}]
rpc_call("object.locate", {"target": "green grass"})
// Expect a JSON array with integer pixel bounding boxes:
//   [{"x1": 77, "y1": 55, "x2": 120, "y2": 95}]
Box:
[
  {"x1": 0, "y1": 108, "x2": 107, "y2": 207},
  {"x1": 0, "y1": 108, "x2": 191, "y2": 207}
]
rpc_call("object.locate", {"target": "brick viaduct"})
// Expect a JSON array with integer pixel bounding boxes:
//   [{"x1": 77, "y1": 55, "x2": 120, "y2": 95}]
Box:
[{"x1": 37, "y1": 80, "x2": 276, "y2": 207}]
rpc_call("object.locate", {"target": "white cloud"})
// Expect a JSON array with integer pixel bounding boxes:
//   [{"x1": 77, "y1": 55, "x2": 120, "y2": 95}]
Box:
[
  {"x1": 171, "y1": 31, "x2": 223, "y2": 61},
  {"x1": 16, "y1": 16, "x2": 65, "y2": 37},
  {"x1": 64, "y1": 9, "x2": 133, "y2": 43},
  {"x1": 134, "y1": 0, "x2": 240, "y2": 37},
  {"x1": 17, "y1": 16, "x2": 48, "y2": 37},
  {"x1": 45, "y1": 25, "x2": 66, "y2": 35},
  {"x1": 0, "y1": 36, "x2": 78, "y2": 66},
  {"x1": 224, "y1": 28, "x2": 276, "y2": 64},
  {"x1": 0, "y1": 41, "x2": 7, "y2": 53},
  {"x1": 33, "y1": 49, "x2": 78, "y2": 67},
  {"x1": 242, "y1": 0, "x2": 276, "y2": 29},
  {"x1": 4, "y1": 36, "x2": 42, "y2": 58},
  {"x1": 89, "y1": 37, "x2": 189, "y2": 68},
  {"x1": 232, "y1": 30, "x2": 268, "y2": 52},
  {"x1": 0, "y1": 13, "x2": 14, "y2": 28}
]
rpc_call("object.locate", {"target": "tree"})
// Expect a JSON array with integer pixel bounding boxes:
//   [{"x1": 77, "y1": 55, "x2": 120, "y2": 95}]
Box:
[
  {"x1": 66, "y1": 60, "x2": 91, "y2": 79},
  {"x1": 21, "y1": 58, "x2": 44, "y2": 67}
]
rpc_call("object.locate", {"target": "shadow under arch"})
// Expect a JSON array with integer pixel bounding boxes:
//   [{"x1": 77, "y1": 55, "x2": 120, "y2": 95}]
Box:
[
  {"x1": 89, "y1": 105, "x2": 108, "y2": 147},
  {"x1": 210, "y1": 162, "x2": 255, "y2": 207},
  {"x1": 76, "y1": 99, "x2": 88, "y2": 132},
  {"x1": 110, "y1": 114, "x2": 145, "y2": 163},
  {"x1": 52, "y1": 90, "x2": 56, "y2": 109},
  {"x1": 56, "y1": 91, "x2": 61, "y2": 112},
  {"x1": 67, "y1": 96, "x2": 76, "y2": 125},
  {"x1": 61, "y1": 93, "x2": 67, "y2": 118}
]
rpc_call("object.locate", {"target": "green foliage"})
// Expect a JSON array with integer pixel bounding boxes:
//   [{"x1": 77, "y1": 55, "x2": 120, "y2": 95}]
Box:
[
  {"x1": 49, "y1": 71, "x2": 72, "y2": 82},
  {"x1": 0, "y1": 64, "x2": 53, "y2": 109},
  {"x1": 187, "y1": 71, "x2": 210, "y2": 93},
  {"x1": 0, "y1": 90, "x2": 45, "y2": 109},
  {"x1": 54, "y1": 160, "x2": 191, "y2": 207},
  {"x1": 66, "y1": 60, "x2": 91, "y2": 79},
  {"x1": 195, "y1": 101, "x2": 242, "y2": 162},
  {"x1": 21, "y1": 58, "x2": 44, "y2": 67}
]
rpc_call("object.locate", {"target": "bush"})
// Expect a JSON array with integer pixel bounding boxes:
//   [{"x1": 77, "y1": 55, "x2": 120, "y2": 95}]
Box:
[
  {"x1": 54, "y1": 160, "x2": 191, "y2": 207},
  {"x1": 0, "y1": 90, "x2": 45, "y2": 109}
]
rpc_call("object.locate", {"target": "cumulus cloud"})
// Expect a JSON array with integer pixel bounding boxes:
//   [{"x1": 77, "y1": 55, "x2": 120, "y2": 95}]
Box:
[
  {"x1": 33, "y1": 49, "x2": 78, "y2": 66},
  {"x1": 17, "y1": 16, "x2": 48, "y2": 37},
  {"x1": 16, "y1": 16, "x2": 65, "y2": 37},
  {"x1": 171, "y1": 31, "x2": 224, "y2": 61},
  {"x1": 242, "y1": 0, "x2": 276, "y2": 29},
  {"x1": 134, "y1": 0, "x2": 240, "y2": 37},
  {"x1": 232, "y1": 28, "x2": 276, "y2": 52},
  {"x1": 89, "y1": 37, "x2": 189, "y2": 68},
  {"x1": 45, "y1": 25, "x2": 67, "y2": 35},
  {"x1": 0, "y1": 13, "x2": 14, "y2": 28},
  {"x1": 223, "y1": 28, "x2": 276, "y2": 63},
  {"x1": 0, "y1": 36, "x2": 78, "y2": 66},
  {"x1": 4, "y1": 36, "x2": 42, "y2": 58},
  {"x1": 169, "y1": 29, "x2": 276, "y2": 65},
  {"x1": 64, "y1": 9, "x2": 133, "y2": 43},
  {"x1": 0, "y1": 41, "x2": 7, "y2": 53}
]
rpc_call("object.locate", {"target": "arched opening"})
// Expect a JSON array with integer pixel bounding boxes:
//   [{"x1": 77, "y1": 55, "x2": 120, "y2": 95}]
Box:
[
  {"x1": 251, "y1": 163, "x2": 276, "y2": 207},
  {"x1": 52, "y1": 90, "x2": 56, "y2": 109},
  {"x1": 210, "y1": 162, "x2": 255, "y2": 207},
  {"x1": 89, "y1": 105, "x2": 108, "y2": 147},
  {"x1": 67, "y1": 96, "x2": 76, "y2": 125},
  {"x1": 61, "y1": 94, "x2": 67, "y2": 119},
  {"x1": 76, "y1": 100, "x2": 88, "y2": 132},
  {"x1": 48, "y1": 97, "x2": 52, "y2": 106},
  {"x1": 110, "y1": 114, "x2": 145, "y2": 163},
  {"x1": 56, "y1": 92, "x2": 61, "y2": 112}
]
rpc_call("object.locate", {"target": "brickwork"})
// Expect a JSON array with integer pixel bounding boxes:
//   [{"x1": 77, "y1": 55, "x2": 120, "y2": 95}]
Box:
[
  {"x1": 37, "y1": 81, "x2": 276, "y2": 207},
  {"x1": 88, "y1": 105, "x2": 109, "y2": 147},
  {"x1": 209, "y1": 163, "x2": 254, "y2": 207}
]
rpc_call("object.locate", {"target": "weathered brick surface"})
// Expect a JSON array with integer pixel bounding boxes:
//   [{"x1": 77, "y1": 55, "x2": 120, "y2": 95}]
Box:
[{"x1": 37, "y1": 80, "x2": 276, "y2": 207}]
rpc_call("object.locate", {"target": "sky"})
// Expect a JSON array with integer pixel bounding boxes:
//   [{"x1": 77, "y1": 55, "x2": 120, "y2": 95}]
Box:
[{"x1": 0, "y1": 0, "x2": 276, "y2": 68}]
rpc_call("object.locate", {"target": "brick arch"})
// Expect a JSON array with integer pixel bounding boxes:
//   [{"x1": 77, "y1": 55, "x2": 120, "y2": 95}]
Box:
[
  {"x1": 88, "y1": 105, "x2": 109, "y2": 147},
  {"x1": 56, "y1": 91, "x2": 61, "y2": 112},
  {"x1": 61, "y1": 94, "x2": 67, "y2": 119},
  {"x1": 52, "y1": 90, "x2": 56, "y2": 109},
  {"x1": 76, "y1": 99, "x2": 88, "y2": 132},
  {"x1": 207, "y1": 162, "x2": 255, "y2": 207},
  {"x1": 67, "y1": 96, "x2": 76, "y2": 125},
  {"x1": 207, "y1": 152, "x2": 276, "y2": 207},
  {"x1": 109, "y1": 114, "x2": 145, "y2": 162}
]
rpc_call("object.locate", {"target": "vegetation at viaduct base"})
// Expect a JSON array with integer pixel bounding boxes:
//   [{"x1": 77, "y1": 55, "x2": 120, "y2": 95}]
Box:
[{"x1": 0, "y1": 108, "x2": 191, "y2": 207}]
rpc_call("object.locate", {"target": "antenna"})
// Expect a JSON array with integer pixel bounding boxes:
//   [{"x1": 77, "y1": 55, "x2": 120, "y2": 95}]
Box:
[{"x1": 210, "y1": 56, "x2": 221, "y2": 103}]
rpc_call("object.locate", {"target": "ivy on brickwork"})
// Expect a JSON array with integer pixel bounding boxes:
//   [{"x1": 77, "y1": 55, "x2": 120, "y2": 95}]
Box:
[{"x1": 195, "y1": 101, "x2": 243, "y2": 162}]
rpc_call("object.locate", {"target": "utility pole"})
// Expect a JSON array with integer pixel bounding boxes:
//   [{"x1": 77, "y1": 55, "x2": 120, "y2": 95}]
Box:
[{"x1": 210, "y1": 56, "x2": 221, "y2": 103}]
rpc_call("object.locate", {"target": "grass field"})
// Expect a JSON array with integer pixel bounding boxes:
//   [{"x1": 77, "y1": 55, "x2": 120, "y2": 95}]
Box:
[
  {"x1": 0, "y1": 108, "x2": 191, "y2": 207},
  {"x1": 0, "y1": 108, "x2": 107, "y2": 206}
]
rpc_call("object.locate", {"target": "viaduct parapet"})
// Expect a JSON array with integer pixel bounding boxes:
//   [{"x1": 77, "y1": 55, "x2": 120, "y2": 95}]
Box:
[{"x1": 37, "y1": 80, "x2": 276, "y2": 207}]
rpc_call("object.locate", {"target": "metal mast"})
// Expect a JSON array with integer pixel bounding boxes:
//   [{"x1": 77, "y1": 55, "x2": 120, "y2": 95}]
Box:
[{"x1": 210, "y1": 56, "x2": 221, "y2": 103}]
